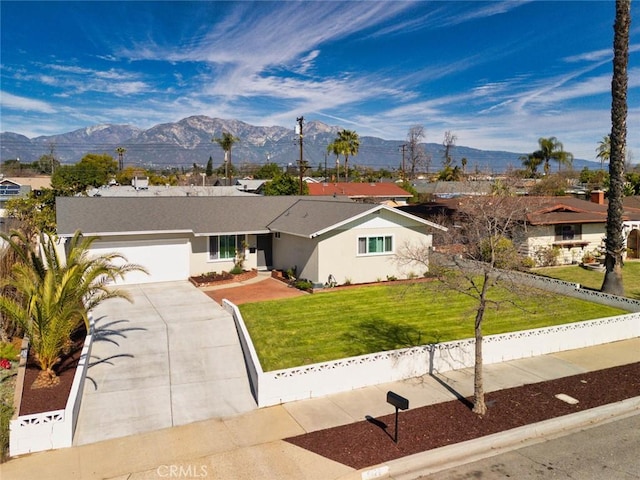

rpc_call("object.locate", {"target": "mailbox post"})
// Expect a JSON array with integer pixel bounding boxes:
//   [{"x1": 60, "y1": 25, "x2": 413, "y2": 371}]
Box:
[{"x1": 386, "y1": 391, "x2": 409, "y2": 443}]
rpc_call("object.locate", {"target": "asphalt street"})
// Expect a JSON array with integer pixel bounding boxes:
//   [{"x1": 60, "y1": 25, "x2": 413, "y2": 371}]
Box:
[{"x1": 417, "y1": 412, "x2": 640, "y2": 480}]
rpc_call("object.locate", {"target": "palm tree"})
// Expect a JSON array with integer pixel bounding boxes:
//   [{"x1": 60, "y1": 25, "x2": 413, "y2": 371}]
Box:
[
  {"x1": 0, "y1": 230, "x2": 146, "y2": 387},
  {"x1": 601, "y1": 0, "x2": 630, "y2": 295},
  {"x1": 327, "y1": 139, "x2": 344, "y2": 182},
  {"x1": 520, "y1": 153, "x2": 543, "y2": 177},
  {"x1": 534, "y1": 137, "x2": 573, "y2": 174},
  {"x1": 115, "y1": 146, "x2": 127, "y2": 171},
  {"x1": 329, "y1": 130, "x2": 360, "y2": 182},
  {"x1": 596, "y1": 135, "x2": 611, "y2": 171},
  {"x1": 212, "y1": 132, "x2": 240, "y2": 186}
]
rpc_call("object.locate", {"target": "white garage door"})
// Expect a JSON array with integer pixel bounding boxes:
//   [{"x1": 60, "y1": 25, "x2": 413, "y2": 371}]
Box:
[{"x1": 89, "y1": 238, "x2": 190, "y2": 285}]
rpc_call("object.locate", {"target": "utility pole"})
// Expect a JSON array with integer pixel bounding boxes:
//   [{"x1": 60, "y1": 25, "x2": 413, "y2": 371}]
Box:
[
  {"x1": 400, "y1": 144, "x2": 407, "y2": 180},
  {"x1": 296, "y1": 116, "x2": 308, "y2": 194}
]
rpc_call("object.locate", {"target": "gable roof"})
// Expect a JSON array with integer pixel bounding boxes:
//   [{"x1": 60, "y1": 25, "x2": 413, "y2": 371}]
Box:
[
  {"x1": 307, "y1": 182, "x2": 412, "y2": 199},
  {"x1": 267, "y1": 200, "x2": 446, "y2": 238},
  {"x1": 56, "y1": 196, "x2": 444, "y2": 238},
  {"x1": 429, "y1": 195, "x2": 633, "y2": 225}
]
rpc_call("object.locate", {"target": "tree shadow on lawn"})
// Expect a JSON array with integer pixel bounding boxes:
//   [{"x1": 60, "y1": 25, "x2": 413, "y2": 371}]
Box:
[
  {"x1": 343, "y1": 318, "x2": 473, "y2": 410},
  {"x1": 341, "y1": 318, "x2": 437, "y2": 354}
]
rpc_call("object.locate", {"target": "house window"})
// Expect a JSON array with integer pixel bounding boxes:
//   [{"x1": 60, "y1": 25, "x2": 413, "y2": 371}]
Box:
[
  {"x1": 209, "y1": 235, "x2": 242, "y2": 260},
  {"x1": 0, "y1": 184, "x2": 20, "y2": 196},
  {"x1": 358, "y1": 235, "x2": 393, "y2": 255},
  {"x1": 555, "y1": 224, "x2": 582, "y2": 241}
]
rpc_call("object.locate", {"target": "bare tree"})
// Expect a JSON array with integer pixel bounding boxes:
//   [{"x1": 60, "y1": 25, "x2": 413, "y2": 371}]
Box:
[
  {"x1": 601, "y1": 0, "x2": 630, "y2": 296},
  {"x1": 406, "y1": 125, "x2": 428, "y2": 180},
  {"x1": 396, "y1": 191, "x2": 537, "y2": 416},
  {"x1": 442, "y1": 131, "x2": 457, "y2": 167}
]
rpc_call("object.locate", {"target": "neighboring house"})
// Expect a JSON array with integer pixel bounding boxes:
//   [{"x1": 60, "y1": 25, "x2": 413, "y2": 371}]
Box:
[
  {"x1": 87, "y1": 185, "x2": 258, "y2": 197},
  {"x1": 401, "y1": 193, "x2": 640, "y2": 266},
  {"x1": 56, "y1": 196, "x2": 446, "y2": 286},
  {"x1": 0, "y1": 179, "x2": 27, "y2": 217},
  {"x1": 1, "y1": 176, "x2": 52, "y2": 234},
  {"x1": 307, "y1": 182, "x2": 413, "y2": 205},
  {"x1": 623, "y1": 196, "x2": 640, "y2": 259},
  {"x1": 235, "y1": 179, "x2": 266, "y2": 193},
  {"x1": 411, "y1": 180, "x2": 494, "y2": 198}
]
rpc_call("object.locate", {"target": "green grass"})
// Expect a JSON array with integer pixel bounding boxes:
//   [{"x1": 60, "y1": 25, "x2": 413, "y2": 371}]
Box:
[
  {"x1": 534, "y1": 261, "x2": 640, "y2": 300},
  {"x1": 239, "y1": 282, "x2": 627, "y2": 371}
]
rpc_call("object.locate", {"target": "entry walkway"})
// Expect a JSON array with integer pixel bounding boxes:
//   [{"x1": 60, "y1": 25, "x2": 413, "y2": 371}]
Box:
[{"x1": 73, "y1": 281, "x2": 257, "y2": 445}]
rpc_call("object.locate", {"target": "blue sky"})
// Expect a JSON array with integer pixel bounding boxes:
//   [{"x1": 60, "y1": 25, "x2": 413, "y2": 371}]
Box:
[{"x1": 1, "y1": 0, "x2": 639, "y2": 161}]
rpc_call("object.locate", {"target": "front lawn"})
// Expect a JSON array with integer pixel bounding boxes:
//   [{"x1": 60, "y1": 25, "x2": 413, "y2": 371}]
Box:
[
  {"x1": 534, "y1": 260, "x2": 640, "y2": 299},
  {"x1": 239, "y1": 282, "x2": 627, "y2": 371}
]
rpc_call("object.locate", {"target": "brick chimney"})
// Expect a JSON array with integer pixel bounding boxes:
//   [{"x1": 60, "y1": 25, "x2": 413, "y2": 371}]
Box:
[{"x1": 590, "y1": 190, "x2": 605, "y2": 205}]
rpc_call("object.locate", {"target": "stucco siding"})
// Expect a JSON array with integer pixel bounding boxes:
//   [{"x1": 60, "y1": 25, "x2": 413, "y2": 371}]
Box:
[
  {"x1": 313, "y1": 209, "x2": 432, "y2": 285},
  {"x1": 317, "y1": 225, "x2": 430, "y2": 285},
  {"x1": 272, "y1": 234, "x2": 319, "y2": 281},
  {"x1": 524, "y1": 223, "x2": 606, "y2": 265}
]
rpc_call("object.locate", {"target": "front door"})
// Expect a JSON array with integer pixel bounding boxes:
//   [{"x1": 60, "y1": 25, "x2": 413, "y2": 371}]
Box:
[{"x1": 256, "y1": 234, "x2": 273, "y2": 270}]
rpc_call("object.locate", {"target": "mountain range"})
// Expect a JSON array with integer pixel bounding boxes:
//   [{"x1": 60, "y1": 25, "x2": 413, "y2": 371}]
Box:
[{"x1": 0, "y1": 116, "x2": 596, "y2": 173}]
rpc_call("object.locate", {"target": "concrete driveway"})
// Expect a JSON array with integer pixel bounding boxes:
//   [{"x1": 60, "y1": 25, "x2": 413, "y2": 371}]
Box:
[{"x1": 73, "y1": 282, "x2": 257, "y2": 446}]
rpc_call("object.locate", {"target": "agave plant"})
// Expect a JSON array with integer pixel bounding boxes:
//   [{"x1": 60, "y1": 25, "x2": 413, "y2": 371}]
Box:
[{"x1": 0, "y1": 230, "x2": 147, "y2": 387}]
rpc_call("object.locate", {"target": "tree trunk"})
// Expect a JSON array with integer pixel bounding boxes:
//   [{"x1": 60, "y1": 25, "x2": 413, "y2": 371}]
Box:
[
  {"x1": 473, "y1": 273, "x2": 489, "y2": 416},
  {"x1": 472, "y1": 302, "x2": 486, "y2": 416},
  {"x1": 601, "y1": 0, "x2": 629, "y2": 296}
]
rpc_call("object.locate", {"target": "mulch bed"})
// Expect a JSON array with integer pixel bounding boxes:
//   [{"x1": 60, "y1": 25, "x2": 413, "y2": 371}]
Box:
[
  {"x1": 19, "y1": 326, "x2": 86, "y2": 416},
  {"x1": 286, "y1": 362, "x2": 640, "y2": 470},
  {"x1": 189, "y1": 269, "x2": 258, "y2": 287}
]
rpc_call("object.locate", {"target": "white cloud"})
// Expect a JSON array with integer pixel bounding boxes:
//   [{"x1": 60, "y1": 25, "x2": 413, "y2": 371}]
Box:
[{"x1": 0, "y1": 91, "x2": 56, "y2": 114}]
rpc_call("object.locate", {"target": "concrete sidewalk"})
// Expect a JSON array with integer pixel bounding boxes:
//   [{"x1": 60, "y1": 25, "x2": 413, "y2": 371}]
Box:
[{"x1": 2, "y1": 338, "x2": 638, "y2": 480}]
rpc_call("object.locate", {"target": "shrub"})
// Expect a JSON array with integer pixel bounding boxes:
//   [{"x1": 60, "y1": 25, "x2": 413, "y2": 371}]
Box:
[
  {"x1": 0, "y1": 400, "x2": 12, "y2": 461},
  {"x1": 533, "y1": 245, "x2": 561, "y2": 267},
  {"x1": 520, "y1": 256, "x2": 536, "y2": 269},
  {"x1": 293, "y1": 279, "x2": 313, "y2": 291},
  {"x1": 230, "y1": 265, "x2": 244, "y2": 275},
  {"x1": 0, "y1": 343, "x2": 19, "y2": 362},
  {"x1": 479, "y1": 235, "x2": 520, "y2": 269},
  {"x1": 285, "y1": 267, "x2": 297, "y2": 280}
]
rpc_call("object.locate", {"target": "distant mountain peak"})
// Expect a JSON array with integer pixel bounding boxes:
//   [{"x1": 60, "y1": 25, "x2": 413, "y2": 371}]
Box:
[{"x1": 0, "y1": 115, "x2": 595, "y2": 171}]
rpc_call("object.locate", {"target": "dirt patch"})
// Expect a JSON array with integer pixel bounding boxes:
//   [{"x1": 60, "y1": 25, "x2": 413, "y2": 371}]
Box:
[
  {"x1": 286, "y1": 362, "x2": 640, "y2": 470},
  {"x1": 18, "y1": 327, "x2": 86, "y2": 416}
]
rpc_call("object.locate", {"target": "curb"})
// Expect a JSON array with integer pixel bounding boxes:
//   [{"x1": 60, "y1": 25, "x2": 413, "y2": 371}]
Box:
[{"x1": 338, "y1": 396, "x2": 640, "y2": 480}]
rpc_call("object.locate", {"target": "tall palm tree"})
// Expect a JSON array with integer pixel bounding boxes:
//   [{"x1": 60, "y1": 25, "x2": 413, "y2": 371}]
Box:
[
  {"x1": 596, "y1": 135, "x2": 611, "y2": 171},
  {"x1": 327, "y1": 140, "x2": 343, "y2": 182},
  {"x1": 212, "y1": 132, "x2": 240, "y2": 186},
  {"x1": 334, "y1": 129, "x2": 360, "y2": 182},
  {"x1": 534, "y1": 137, "x2": 573, "y2": 174},
  {"x1": 115, "y1": 146, "x2": 126, "y2": 171},
  {"x1": 0, "y1": 230, "x2": 146, "y2": 387},
  {"x1": 601, "y1": 0, "x2": 630, "y2": 295}
]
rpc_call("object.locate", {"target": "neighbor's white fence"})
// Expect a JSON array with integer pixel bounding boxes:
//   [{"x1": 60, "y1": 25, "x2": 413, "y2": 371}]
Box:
[
  {"x1": 10, "y1": 316, "x2": 94, "y2": 457},
  {"x1": 223, "y1": 301, "x2": 640, "y2": 408},
  {"x1": 429, "y1": 252, "x2": 640, "y2": 312}
]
